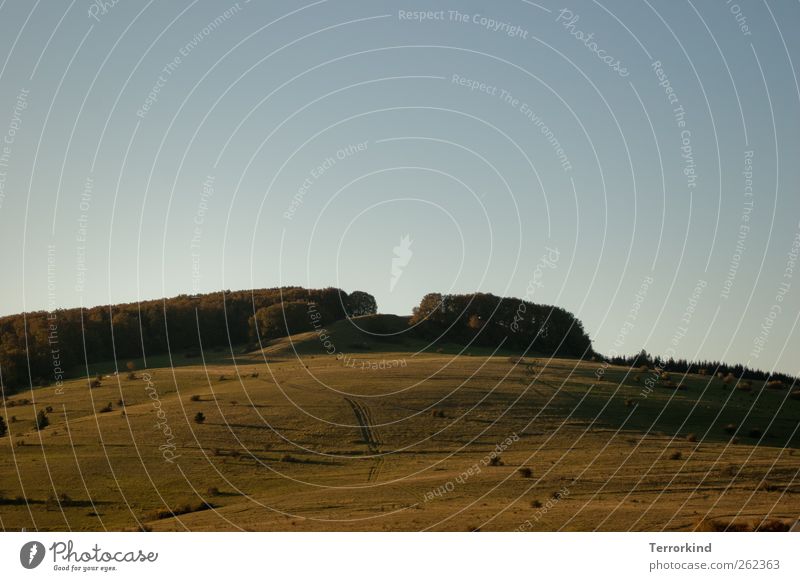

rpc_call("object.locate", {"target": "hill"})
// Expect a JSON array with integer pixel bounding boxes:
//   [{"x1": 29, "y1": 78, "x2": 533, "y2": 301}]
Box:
[{"x1": 0, "y1": 314, "x2": 797, "y2": 532}]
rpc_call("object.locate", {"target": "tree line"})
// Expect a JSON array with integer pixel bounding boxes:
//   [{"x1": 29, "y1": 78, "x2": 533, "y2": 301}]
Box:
[
  {"x1": 0, "y1": 287, "x2": 377, "y2": 394},
  {"x1": 409, "y1": 292, "x2": 593, "y2": 356},
  {"x1": 609, "y1": 349, "x2": 797, "y2": 387}
]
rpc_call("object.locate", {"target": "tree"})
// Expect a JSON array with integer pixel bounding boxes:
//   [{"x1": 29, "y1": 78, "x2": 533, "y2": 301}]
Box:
[
  {"x1": 35, "y1": 410, "x2": 49, "y2": 431},
  {"x1": 347, "y1": 291, "x2": 378, "y2": 317},
  {"x1": 250, "y1": 302, "x2": 309, "y2": 340},
  {"x1": 194, "y1": 412, "x2": 206, "y2": 424},
  {"x1": 0, "y1": 415, "x2": 7, "y2": 437}
]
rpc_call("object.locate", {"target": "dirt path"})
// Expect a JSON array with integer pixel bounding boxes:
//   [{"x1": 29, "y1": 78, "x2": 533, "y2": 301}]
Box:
[{"x1": 345, "y1": 398, "x2": 384, "y2": 481}]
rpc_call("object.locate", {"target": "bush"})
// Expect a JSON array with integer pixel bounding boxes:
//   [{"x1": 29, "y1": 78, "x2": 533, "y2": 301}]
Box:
[
  {"x1": 686, "y1": 433, "x2": 697, "y2": 443},
  {"x1": 0, "y1": 416, "x2": 6, "y2": 438},
  {"x1": 35, "y1": 410, "x2": 49, "y2": 431},
  {"x1": 488, "y1": 456, "x2": 503, "y2": 467},
  {"x1": 431, "y1": 409, "x2": 445, "y2": 418},
  {"x1": 99, "y1": 402, "x2": 113, "y2": 413},
  {"x1": 669, "y1": 451, "x2": 682, "y2": 460},
  {"x1": 90, "y1": 379, "x2": 101, "y2": 388},
  {"x1": 194, "y1": 412, "x2": 206, "y2": 424},
  {"x1": 531, "y1": 500, "x2": 543, "y2": 508},
  {"x1": 190, "y1": 395, "x2": 201, "y2": 402},
  {"x1": 280, "y1": 454, "x2": 298, "y2": 463},
  {"x1": 518, "y1": 467, "x2": 533, "y2": 478},
  {"x1": 45, "y1": 405, "x2": 53, "y2": 413}
]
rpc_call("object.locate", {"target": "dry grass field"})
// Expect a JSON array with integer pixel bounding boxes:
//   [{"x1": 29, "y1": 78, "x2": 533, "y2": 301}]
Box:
[{"x1": 1, "y1": 316, "x2": 798, "y2": 532}]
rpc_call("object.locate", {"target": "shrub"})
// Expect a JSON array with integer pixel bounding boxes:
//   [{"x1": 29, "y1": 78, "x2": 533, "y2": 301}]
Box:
[
  {"x1": 280, "y1": 454, "x2": 297, "y2": 463},
  {"x1": 218, "y1": 375, "x2": 226, "y2": 382},
  {"x1": 190, "y1": 395, "x2": 201, "y2": 402},
  {"x1": 624, "y1": 398, "x2": 634, "y2": 407},
  {"x1": 250, "y1": 371, "x2": 259, "y2": 378},
  {"x1": 126, "y1": 372, "x2": 136, "y2": 380},
  {"x1": 686, "y1": 433, "x2": 697, "y2": 443},
  {"x1": 488, "y1": 456, "x2": 503, "y2": 467},
  {"x1": 518, "y1": 467, "x2": 533, "y2": 478},
  {"x1": 669, "y1": 451, "x2": 682, "y2": 460},
  {"x1": 0, "y1": 416, "x2": 6, "y2": 438},
  {"x1": 759, "y1": 482, "x2": 782, "y2": 492},
  {"x1": 695, "y1": 518, "x2": 749, "y2": 532},
  {"x1": 90, "y1": 379, "x2": 101, "y2": 388},
  {"x1": 194, "y1": 412, "x2": 206, "y2": 424},
  {"x1": 99, "y1": 402, "x2": 113, "y2": 413},
  {"x1": 118, "y1": 399, "x2": 125, "y2": 407},
  {"x1": 431, "y1": 409, "x2": 445, "y2": 418},
  {"x1": 45, "y1": 405, "x2": 53, "y2": 413},
  {"x1": 35, "y1": 410, "x2": 49, "y2": 431},
  {"x1": 531, "y1": 500, "x2": 543, "y2": 508},
  {"x1": 754, "y1": 519, "x2": 791, "y2": 531},
  {"x1": 10, "y1": 416, "x2": 17, "y2": 423}
]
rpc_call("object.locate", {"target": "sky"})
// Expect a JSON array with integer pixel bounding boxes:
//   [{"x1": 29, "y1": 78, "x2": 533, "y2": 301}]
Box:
[{"x1": 0, "y1": 0, "x2": 799, "y2": 375}]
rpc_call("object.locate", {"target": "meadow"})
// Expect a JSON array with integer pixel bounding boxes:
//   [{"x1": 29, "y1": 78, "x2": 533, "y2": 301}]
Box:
[{"x1": 1, "y1": 315, "x2": 798, "y2": 532}]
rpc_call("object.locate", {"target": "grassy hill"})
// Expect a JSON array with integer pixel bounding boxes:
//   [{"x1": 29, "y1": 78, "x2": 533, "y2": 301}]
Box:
[{"x1": 1, "y1": 315, "x2": 798, "y2": 531}]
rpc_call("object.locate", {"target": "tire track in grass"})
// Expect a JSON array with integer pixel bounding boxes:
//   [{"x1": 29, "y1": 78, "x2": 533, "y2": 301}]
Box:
[{"x1": 345, "y1": 398, "x2": 384, "y2": 481}]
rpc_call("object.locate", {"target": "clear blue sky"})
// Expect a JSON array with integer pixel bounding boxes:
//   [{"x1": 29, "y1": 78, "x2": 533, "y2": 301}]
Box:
[{"x1": 1, "y1": 0, "x2": 799, "y2": 375}]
